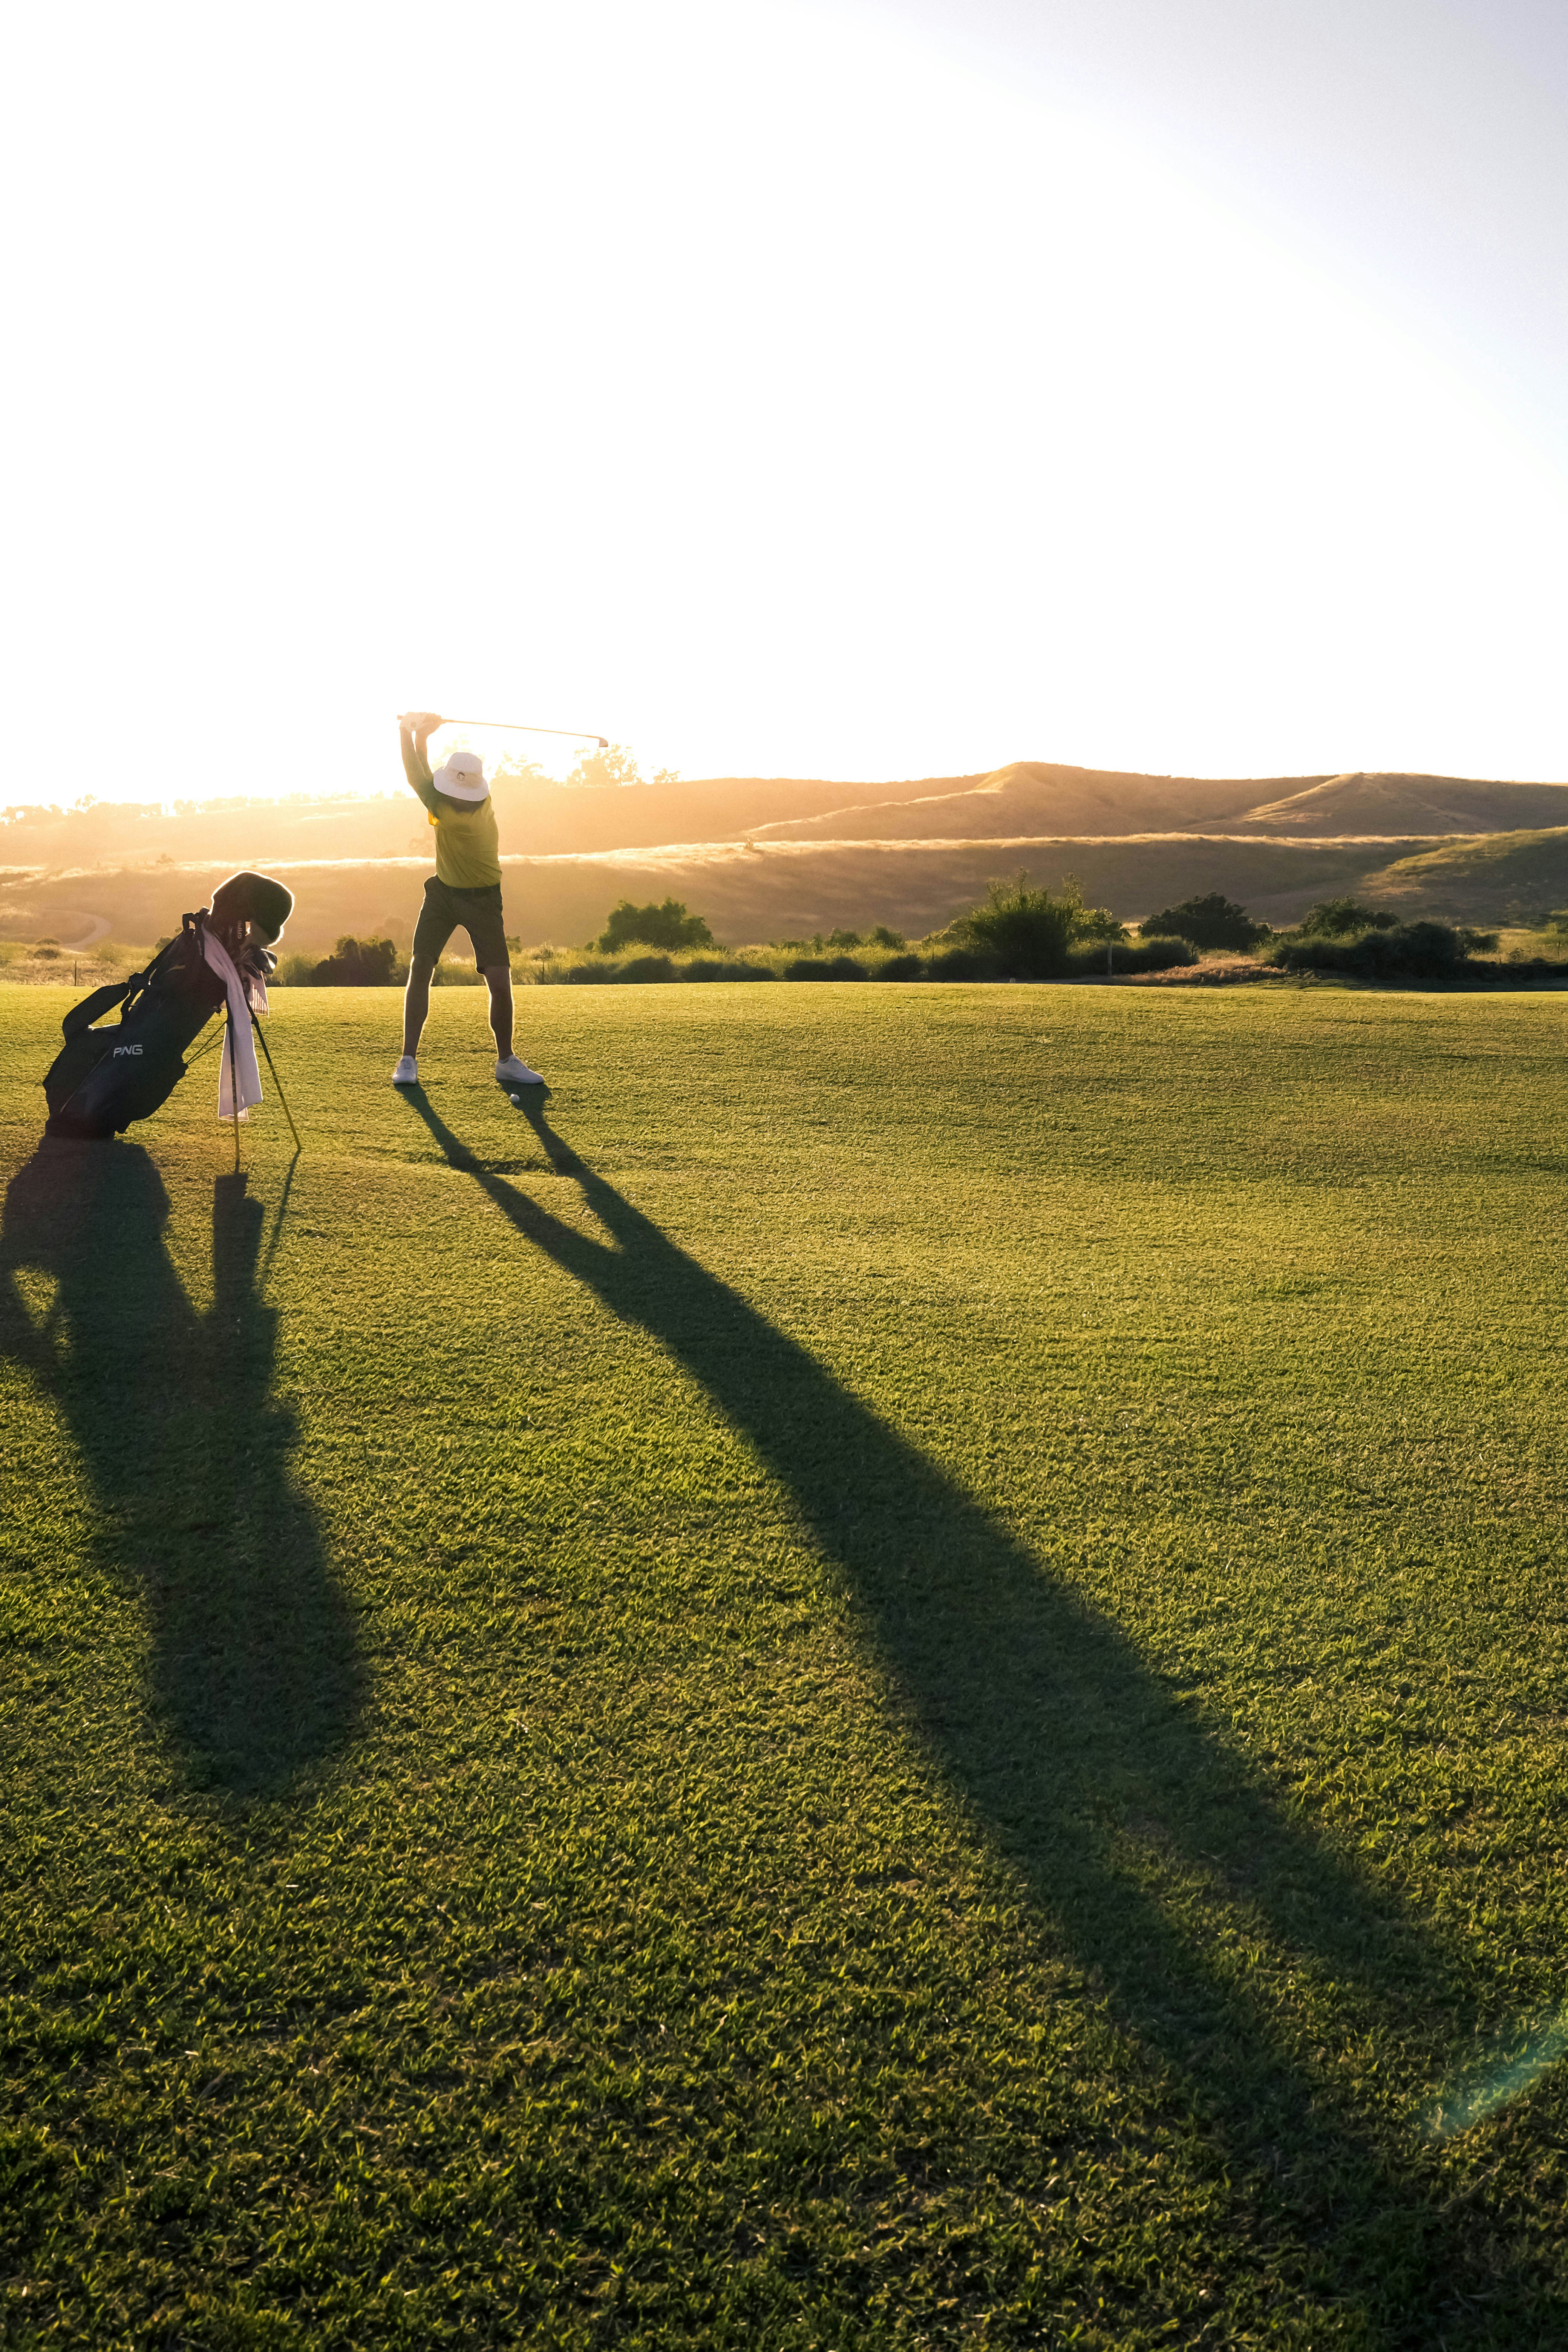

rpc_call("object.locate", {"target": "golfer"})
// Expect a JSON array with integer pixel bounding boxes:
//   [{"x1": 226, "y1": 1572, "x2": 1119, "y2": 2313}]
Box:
[{"x1": 392, "y1": 712, "x2": 542, "y2": 1089}]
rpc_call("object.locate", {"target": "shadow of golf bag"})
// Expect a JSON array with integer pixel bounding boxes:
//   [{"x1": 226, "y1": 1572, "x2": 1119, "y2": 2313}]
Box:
[{"x1": 43, "y1": 874, "x2": 292, "y2": 1141}]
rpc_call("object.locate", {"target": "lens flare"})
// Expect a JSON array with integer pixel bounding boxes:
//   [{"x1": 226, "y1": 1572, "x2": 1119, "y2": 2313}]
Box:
[{"x1": 1426, "y1": 2014, "x2": 1568, "y2": 2139}]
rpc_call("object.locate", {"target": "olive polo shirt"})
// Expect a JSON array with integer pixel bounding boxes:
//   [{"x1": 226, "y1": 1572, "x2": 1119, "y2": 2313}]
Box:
[{"x1": 410, "y1": 777, "x2": 502, "y2": 890}]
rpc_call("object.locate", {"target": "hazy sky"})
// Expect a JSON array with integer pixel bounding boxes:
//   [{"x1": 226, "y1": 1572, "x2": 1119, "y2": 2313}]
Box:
[{"x1": 6, "y1": 0, "x2": 1565, "y2": 802}]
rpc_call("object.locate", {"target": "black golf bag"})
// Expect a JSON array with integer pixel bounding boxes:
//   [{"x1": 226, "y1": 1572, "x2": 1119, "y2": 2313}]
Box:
[{"x1": 44, "y1": 914, "x2": 233, "y2": 1141}]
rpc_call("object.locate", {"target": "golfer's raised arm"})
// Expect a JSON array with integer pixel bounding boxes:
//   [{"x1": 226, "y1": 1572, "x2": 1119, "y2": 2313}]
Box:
[{"x1": 398, "y1": 712, "x2": 439, "y2": 799}]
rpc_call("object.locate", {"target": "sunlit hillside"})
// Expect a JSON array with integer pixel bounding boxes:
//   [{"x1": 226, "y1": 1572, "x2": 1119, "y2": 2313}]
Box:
[
  {"x1": 743, "y1": 763, "x2": 1568, "y2": 845},
  {"x1": 1360, "y1": 827, "x2": 1568, "y2": 922},
  {"x1": 2, "y1": 762, "x2": 1564, "y2": 955}
]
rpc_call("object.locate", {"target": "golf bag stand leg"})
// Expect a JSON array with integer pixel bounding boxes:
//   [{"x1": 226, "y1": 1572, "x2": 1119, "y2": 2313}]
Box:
[
  {"x1": 226, "y1": 1014, "x2": 241, "y2": 1172},
  {"x1": 250, "y1": 1012, "x2": 302, "y2": 1152}
]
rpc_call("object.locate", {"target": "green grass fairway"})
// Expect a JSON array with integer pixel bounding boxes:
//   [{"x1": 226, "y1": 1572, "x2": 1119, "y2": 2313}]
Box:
[{"x1": 6, "y1": 983, "x2": 1568, "y2": 2348}]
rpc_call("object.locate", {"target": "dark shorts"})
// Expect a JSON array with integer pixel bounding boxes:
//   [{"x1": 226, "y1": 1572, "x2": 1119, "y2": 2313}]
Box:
[{"x1": 412, "y1": 877, "x2": 509, "y2": 969}]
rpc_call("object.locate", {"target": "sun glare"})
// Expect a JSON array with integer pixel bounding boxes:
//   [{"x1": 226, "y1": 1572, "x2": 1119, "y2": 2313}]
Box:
[{"x1": 5, "y1": 0, "x2": 1564, "y2": 801}]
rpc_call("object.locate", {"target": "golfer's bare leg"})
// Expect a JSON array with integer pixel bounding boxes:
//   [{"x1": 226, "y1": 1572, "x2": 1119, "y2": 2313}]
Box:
[
  {"x1": 483, "y1": 964, "x2": 513, "y2": 1060},
  {"x1": 403, "y1": 954, "x2": 435, "y2": 1057}
]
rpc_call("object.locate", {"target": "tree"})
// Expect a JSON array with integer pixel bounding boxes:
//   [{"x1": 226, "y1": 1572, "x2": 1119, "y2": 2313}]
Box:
[
  {"x1": 309, "y1": 935, "x2": 403, "y2": 985},
  {"x1": 565, "y1": 743, "x2": 645, "y2": 790},
  {"x1": 490, "y1": 755, "x2": 550, "y2": 789},
  {"x1": 1070, "y1": 903, "x2": 1129, "y2": 944},
  {"x1": 596, "y1": 899, "x2": 715, "y2": 953},
  {"x1": 1295, "y1": 898, "x2": 1397, "y2": 939},
  {"x1": 1141, "y1": 892, "x2": 1267, "y2": 950},
  {"x1": 564, "y1": 744, "x2": 681, "y2": 790}
]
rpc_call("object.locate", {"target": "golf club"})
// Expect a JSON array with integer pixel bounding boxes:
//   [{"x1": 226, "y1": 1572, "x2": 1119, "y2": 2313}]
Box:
[{"x1": 408, "y1": 715, "x2": 609, "y2": 749}]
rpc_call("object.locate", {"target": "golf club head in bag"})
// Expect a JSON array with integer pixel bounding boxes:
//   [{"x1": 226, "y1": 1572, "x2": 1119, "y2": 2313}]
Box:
[{"x1": 42, "y1": 872, "x2": 294, "y2": 1141}]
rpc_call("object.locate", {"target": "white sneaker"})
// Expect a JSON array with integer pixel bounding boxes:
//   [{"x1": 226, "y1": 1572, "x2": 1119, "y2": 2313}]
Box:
[
  {"x1": 392, "y1": 1055, "x2": 418, "y2": 1086},
  {"x1": 495, "y1": 1055, "x2": 544, "y2": 1086}
]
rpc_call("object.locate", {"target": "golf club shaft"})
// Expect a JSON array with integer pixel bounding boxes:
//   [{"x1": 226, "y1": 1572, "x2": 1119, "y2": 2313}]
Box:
[{"x1": 434, "y1": 718, "x2": 610, "y2": 748}]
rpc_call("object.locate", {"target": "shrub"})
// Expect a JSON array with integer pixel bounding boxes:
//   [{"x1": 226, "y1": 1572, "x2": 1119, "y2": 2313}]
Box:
[
  {"x1": 309, "y1": 935, "x2": 403, "y2": 985},
  {"x1": 614, "y1": 955, "x2": 675, "y2": 983},
  {"x1": 826, "y1": 928, "x2": 862, "y2": 949},
  {"x1": 273, "y1": 952, "x2": 318, "y2": 986},
  {"x1": 925, "y1": 946, "x2": 1000, "y2": 981},
  {"x1": 957, "y1": 874, "x2": 1080, "y2": 977},
  {"x1": 870, "y1": 925, "x2": 907, "y2": 950},
  {"x1": 1065, "y1": 937, "x2": 1199, "y2": 976},
  {"x1": 880, "y1": 954, "x2": 923, "y2": 980},
  {"x1": 683, "y1": 959, "x2": 777, "y2": 981},
  {"x1": 1501, "y1": 953, "x2": 1568, "y2": 978},
  {"x1": 1269, "y1": 920, "x2": 1468, "y2": 980},
  {"x1": 1295, "y1": 897, "x2": 1398, "y2": 939},
  {"x1": 565, "y1": 962, "x2": 617, "y2": 984},
  {"x1": 1141, "y1": 893, "x2": 1267, "y2": 949},
  {"x1": 786, "y1": 955, "x2": 867, "y2": 980},
  {"x1": 596, "y1": 898, "x2": 714, "y2": 953}
]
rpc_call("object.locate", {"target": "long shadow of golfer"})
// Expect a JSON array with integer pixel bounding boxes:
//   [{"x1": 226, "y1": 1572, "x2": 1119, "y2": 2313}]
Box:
[
  {"x1": 0, "y1": 1139, "x2": 361, "y2": 1797},
  {"x1": 401, "y1": 1087, "x2": 1554, "y2": 2338}
]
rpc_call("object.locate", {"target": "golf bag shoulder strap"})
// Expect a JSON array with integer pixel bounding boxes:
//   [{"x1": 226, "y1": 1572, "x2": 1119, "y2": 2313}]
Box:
[
  {"x1": 61, "y1": 978, "x2": 136, "y2": 1039},
  {"x1": 60, "y1": 926, "x2": 193, "y2": 1040}
]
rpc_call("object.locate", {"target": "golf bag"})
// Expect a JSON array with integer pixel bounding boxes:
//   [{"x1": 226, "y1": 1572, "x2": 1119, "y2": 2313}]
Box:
[
  {"x1": 44, "y1": 914, "x2": 233, "y2": 1140},
  {"x1": 42, "y1": 870, "x2": 295, "y2": 1144}
]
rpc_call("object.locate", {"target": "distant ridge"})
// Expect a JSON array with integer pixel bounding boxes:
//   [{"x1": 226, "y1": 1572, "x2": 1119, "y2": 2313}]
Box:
[
  {"x1": 2, "y1": 761, "x2": 1564, "y2": 950},
  {"x1": 742, "y1": 762, "x2": 1568, "y2": 845}
]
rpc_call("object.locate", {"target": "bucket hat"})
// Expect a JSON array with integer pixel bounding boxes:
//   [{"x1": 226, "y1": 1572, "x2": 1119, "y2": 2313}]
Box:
[{"x1": 432, "y1": 750, "x2": 488, "y2": 802}]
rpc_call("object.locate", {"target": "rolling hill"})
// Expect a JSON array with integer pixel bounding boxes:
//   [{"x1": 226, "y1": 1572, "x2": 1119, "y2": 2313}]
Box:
[
  {"x1": 742, "y1": 763, "x2": 1568, "y2": 845},
  {"x1": 1352, "y1": 827, "x2": 1568, "y2": 923}
]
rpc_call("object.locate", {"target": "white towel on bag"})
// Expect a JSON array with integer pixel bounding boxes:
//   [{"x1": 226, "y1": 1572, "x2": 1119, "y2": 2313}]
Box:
[{"x1": 201, "y1": 929, "x2": 265, "y2": 1120}]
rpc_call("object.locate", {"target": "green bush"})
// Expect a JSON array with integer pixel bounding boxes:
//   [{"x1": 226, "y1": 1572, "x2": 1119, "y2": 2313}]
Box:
[
  {"x1": 786, "y1": 955, "x2": 867, "y2": 980},
  {"x1": 683, "y1": 959, "x2": 777, "y2": 981},
  {"x1": 870, "y1": 925, "x2": 907, "y2": 950},
  {"x1": 1065, "y1": 937, "x2": 1199, "y2": 976},
  {"x1": 880, "y1": 954, "x2": 923, "y2": 980},
  {"x1": 957, "y1": 875, "x2": 1080, "y2": 977},
  {"x1": 1141, "y1": 893, "x2": 1267, "y2": 949},
  {"x1": 596, "y1": 898, "x2": 715, "y2": 953},
  {"x1": 614, "y1": 955, "x2": 675, "y2": 983},
  {"x1": 1500, "y1": 954, "x2": 1568, "y2": 979},
  {"x1": 1269, "y1": 920, "x2": 1468, "y2": 980},
  {"x1": 926, "y1": 946, "x2": 1000, "y2": 981},
  {"x1": 826, "y1": 928, "x2": 862, "y2": 949}
]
